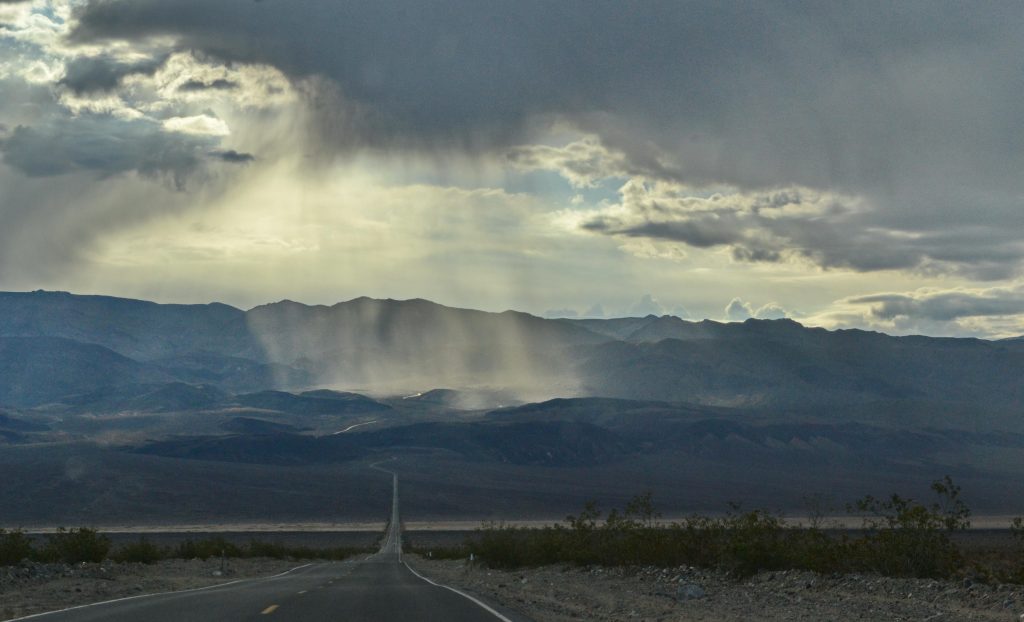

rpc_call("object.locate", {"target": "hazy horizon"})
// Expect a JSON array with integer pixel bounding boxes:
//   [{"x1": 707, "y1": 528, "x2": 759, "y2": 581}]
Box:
[{"x1": 10, "y1": 287, "x2": 1023, "y2": 342}]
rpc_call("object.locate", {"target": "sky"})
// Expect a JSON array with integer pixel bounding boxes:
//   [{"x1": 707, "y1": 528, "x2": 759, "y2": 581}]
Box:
[{"x1": 1, "y1": 1, "x2": 1023, "y2": 337}]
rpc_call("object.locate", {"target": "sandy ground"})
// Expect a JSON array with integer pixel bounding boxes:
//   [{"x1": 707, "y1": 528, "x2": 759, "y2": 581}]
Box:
[
  {"x1": 0, "y1": 558, "x2": 299, "y2": 621},
  {"x1": 407, "y1": 557, "x2": 1024, "y2": 622}
]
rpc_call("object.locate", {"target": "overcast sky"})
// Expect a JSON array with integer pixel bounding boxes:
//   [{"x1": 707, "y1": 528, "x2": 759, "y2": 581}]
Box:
[{"x1": 1, "y1": 1, "x2": 1023, "y2": 337}]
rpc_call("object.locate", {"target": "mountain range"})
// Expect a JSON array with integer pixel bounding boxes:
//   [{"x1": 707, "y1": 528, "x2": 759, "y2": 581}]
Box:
[
  {"x1": 1, "y1": 290, "x2": 1021, "y2": 432},
  {"x1": 1, "y1": 290, "x2": 1023, "y2": 523}
]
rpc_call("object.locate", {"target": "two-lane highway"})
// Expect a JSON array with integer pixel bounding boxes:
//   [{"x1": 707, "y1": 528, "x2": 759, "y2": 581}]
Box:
[{"x1": 8, "y1": 467, "x2": 527, "y2": 622}]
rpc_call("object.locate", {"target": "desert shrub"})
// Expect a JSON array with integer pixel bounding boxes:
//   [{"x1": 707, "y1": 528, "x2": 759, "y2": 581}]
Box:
[
  {"x1": 1012, "y1": 516, "x2": 1024, "y2": 582},
  {"x1": 415, "y1": 546, "x2": 470, "y2": 560},
  {"x1": 111, "y1": 538, "x2": 165, "y2": 564},
  {"x1": 245, "y1": 539, "x2": 295, "y2": 559},
  {"x1": 403, "y1": 535, "x2": 470, "y2": 560},
  {"x1": 846, "y1": 476, "x2": 970, "y2": 578},
  {"x1": 469, "y1": 479, "x2": 972, "y2": 580},
  {"x1": 471, "y1": 523, "x2": 541, "y2": 568},
  {"x1": 0, "y1": 529, "x2": 35, "y2": 566},
  {"x1": 173, "y1": 537, "x2": 242, "y2": 560},
  {"x1": 717, "y1": 506, "x2": 791, "y2": 577},
  {"x1": 40, "y1": 527, "x2": 111, "y2": 564}
]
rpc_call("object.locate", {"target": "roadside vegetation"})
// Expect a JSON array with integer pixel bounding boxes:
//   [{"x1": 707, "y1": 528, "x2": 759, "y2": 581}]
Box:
[
  {"x1": 413, "y1": 478, "x2": 1024, "y2": 583},
  {"x1": 0, "y1": 529, "x2": 370, "y2": 566}
]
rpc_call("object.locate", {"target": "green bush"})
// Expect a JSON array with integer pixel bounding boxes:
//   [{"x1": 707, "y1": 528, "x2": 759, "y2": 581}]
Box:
[
  {"x1": 0, "y1": 528, "x2": 35, "y2": 566},
  {"x1": 717, "y1": 506, "x2": 790, "y2": 577},
  {"x1": 41, "y1": 527, "x2": 111, "y2": 564},
  {"x1": 111, "y1": 538, "x2": 166, "y2": 564},
  {"x1": 1012, "y1": 516, "x2": 1024, "y2": 582},
  {"x1": 468, "y1": 478, "x2": 975, "y2": 580},
  {"x1": 846, "y1": 476, "x2": 970, "y2": 578},
  {"x1": 174, "y1": 537, "x2": 243, "y2": 561}
]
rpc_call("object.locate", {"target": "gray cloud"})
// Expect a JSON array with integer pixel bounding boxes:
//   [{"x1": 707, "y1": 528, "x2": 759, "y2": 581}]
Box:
[
  {"x1": 67, "y1": 2, "x2": 1024, "y2": 188},
  {"x1": 725, "y1": 298, "x2": 753, "y2": 321},
  {"x1": 543, "y1": 308, "x2": 578, "y2": 319},
  {"x1": 210, "y1": 149, "x2": 255, "y2": 163},
  {"x1": 178, "y1": 78, "x2": 237, "y2": 92},
  {"x1": 849, "y1": 288, "x2": 1024, "y2": 322},
  {"x1": 630, "y1": 294, "x2": 666, "y2": 317},
  {"x1": 0, "y1": 114, "x2": 216, "y2": 185},
  {"x1": 59, "y1": 54, "x2": 166, "y2": 94},
  {"x1": 0, "y1": 0, "x2": 1019, "y2": 297},
  {"x1": 577, "y1": 179, "x2": 1024, "y2": 280},
  {"x1": 726, "y1": 298, "x2": 789, "y2": 321},
  {"x1": 74, "y1": 0, "x2": 1020, "y2": 279}
]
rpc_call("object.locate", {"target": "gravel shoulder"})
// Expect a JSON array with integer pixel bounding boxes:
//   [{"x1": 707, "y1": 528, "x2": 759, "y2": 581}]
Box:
[
  {"x1": 0, "y1": 558, "x2": 300, "y2": 621},
  {"x1": 406, "y1": 556, "x2": 1024, "y2": 621}
]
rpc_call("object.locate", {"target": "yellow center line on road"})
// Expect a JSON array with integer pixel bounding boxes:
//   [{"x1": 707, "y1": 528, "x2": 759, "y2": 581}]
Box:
[{"x1": 261, "y1": 605, "x2": 279, "y2": 615}]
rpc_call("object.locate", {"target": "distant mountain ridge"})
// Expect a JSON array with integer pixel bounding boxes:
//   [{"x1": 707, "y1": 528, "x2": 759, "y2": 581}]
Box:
[{"x1": 1, "y1": 290, "x2": 1022, "y2": 433}]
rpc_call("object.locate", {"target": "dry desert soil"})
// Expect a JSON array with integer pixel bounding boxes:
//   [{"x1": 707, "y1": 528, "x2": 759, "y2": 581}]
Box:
[
  {"x1": 4, "y1": 556, "x2": 1024, "y2": 621},
  {"x1": 406, "y1": 556, "x2": 1024, "y2": 622}
]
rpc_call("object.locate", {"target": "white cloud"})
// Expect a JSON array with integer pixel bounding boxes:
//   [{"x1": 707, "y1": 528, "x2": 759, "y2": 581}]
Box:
[
  {"x1": 163, "y1": 114, "x2": 230, "y2": 137},
  {"x1": 753, "y1": 302, "x2": 788, "y2": 320},
  {"x1": 506, "y1": 136, "x2": 634, "y2": 188},
  {"x1": 800, "y1": 284, "x2": 1024, "y2": 339},
  {"x1": 582, "y1": 303, "x2": 605, "y2": 318},
  {"x1": 725, "y1": 298, "x2": 753, "y2": 321},
  {"x1": 543, "y1": 308, "x2": 578, "y2": 318},
  {"x1": 726, "y1": 298, "x2": 789, "y2": 321},
  {"x1": 630, "y1": 294, "x2": 666, "y2": 317}
]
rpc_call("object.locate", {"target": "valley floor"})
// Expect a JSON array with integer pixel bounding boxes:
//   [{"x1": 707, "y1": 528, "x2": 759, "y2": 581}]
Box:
[
  {"x1": 4, "y1": 554, "x2": 1023, "y2": 621},
  {"x1": 0, "y1": 558, "x2": 297, "y2": 621},
  {"x1": 407, "y1": 556, "x2": 1024, "y2": 621}
]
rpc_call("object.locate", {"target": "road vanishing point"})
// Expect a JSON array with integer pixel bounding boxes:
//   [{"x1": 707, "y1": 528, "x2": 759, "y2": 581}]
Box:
[{"x1": 10, "y1": 464, "x2": 528, "y2": 622}]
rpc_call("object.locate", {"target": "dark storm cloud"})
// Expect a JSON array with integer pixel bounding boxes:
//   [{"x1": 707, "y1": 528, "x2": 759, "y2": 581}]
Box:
[
  {"x1": 849, "y1": 289, "x2": 1024, "y2": 322},
  {"x1": 0, "y1": 114, "x2": 214, "y2": 185},
  {"x1": 59, "y1": 54, "x2": 166, "y2": 94},
  {"x1": 55, "y1": 1, "x2": 1024, "y2": 279},
  {"x1": 178, "y1": 78, "x2": 237, "y2": 92},
  {"x1": 210, "y1": 149, "x2": 254, "y2": 163},
  {"x1": 581, "y1": 183, "x2": 1024, "y2": 280},
  {"x1": 68, "y1": 1, "x2": 1023, "y2": 180}
]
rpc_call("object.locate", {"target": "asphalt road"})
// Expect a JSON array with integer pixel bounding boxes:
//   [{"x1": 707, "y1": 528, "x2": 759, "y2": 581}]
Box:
[{"x1": 11, "y1": 467, "x2": 527, "y2": 622}]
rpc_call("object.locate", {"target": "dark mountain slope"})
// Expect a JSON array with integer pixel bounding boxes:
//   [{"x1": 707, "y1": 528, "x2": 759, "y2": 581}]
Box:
[
  {"x1": 151, "y1": 352, "x2": 311, "y2": 393},
  {"x1": 0, "y1": 337, "x2": 172, "y2": 407},
  {"x1": 219, "y1": 417, "x2": 307, "y2": 435},
  {"x1": 576, "y1": 320, "x2": 1024, "y2": 423},
  {"x1": 60, "y1": 382, "x2": 230, "y2": 414},
  {"x1": 233, "y1": 390, "x2": 391, "y2": 415},
  {"x1": 138, "y1": 420, "x2": 629, "y2": 467},
  {"x1": 0, "y1": 291, "x2": 256, "y2": 360},
  {"x1": 3, "y1": 291, "x2": 1023, "y2": 430}
]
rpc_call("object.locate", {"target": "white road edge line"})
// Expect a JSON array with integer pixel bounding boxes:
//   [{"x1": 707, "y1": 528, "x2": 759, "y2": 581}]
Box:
[
  {"x1": 1, "y1": 563, "x2": 315, "y2": 622},
  {"x1": 402, "y1": 561, "x2": 514, "y2": 622}
]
